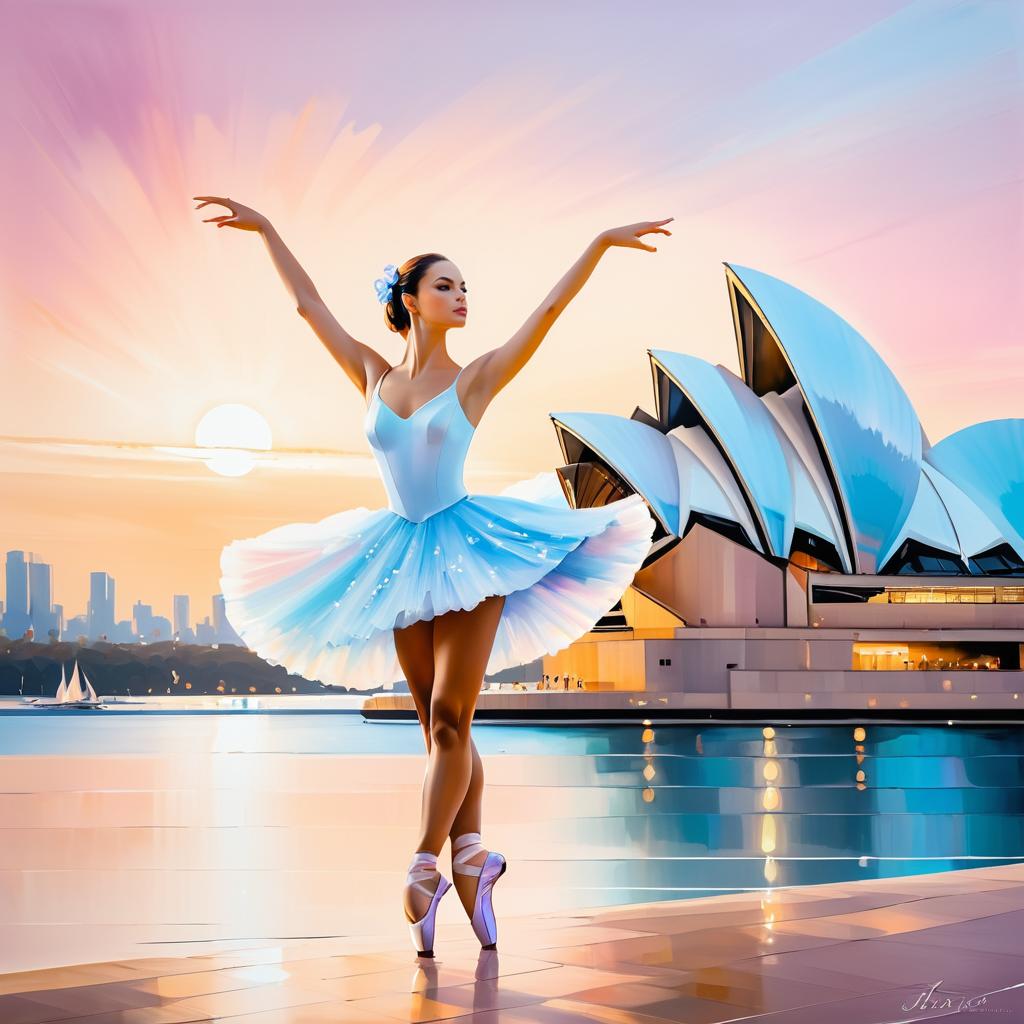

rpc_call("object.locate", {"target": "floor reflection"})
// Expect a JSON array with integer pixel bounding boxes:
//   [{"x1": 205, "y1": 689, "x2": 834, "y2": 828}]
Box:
[{"x1": 2, "y1": 866, "x2": 1023, "y2": 1021}]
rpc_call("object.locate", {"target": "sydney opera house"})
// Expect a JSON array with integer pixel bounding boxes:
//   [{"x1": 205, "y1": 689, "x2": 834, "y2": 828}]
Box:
[{"x1": 365, "y1": 263, "x2": 1023, "y2": 719}]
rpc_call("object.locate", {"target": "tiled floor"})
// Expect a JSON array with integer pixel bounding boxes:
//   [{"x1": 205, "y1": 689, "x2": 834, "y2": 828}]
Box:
[{"x1": 2, "y1": 863, "x2": 1023, "y2": 1023}]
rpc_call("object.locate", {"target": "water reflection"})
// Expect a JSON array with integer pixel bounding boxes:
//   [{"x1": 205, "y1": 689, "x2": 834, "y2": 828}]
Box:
[{"x1": 1, "y1": 712, "x2": 1022, "y2": 972}]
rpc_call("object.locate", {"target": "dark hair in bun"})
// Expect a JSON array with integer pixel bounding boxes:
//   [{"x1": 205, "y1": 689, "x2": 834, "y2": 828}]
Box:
[{"x1": 384, "y1": 253, "x2": 450, "y2": 334}]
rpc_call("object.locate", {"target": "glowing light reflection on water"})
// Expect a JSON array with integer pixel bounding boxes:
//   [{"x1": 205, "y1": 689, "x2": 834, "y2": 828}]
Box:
[{"x1": 1, "y1": 709, "x2": 1021, "y2": 972}]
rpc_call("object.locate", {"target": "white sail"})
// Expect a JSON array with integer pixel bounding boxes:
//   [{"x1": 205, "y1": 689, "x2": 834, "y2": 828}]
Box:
[
  {"x1": 64, "y1": 660, "x2": 86, "y2": 702},
  {"x1": 54, "y1": 664, "x2": 68, "y2": 702},
  {"x1": 81, "y1": 666, "x2": 99, "y2": 702}
]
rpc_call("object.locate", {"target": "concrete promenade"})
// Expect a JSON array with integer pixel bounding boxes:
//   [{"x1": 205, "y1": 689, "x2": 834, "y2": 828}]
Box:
[{"x1": 2, "y1": 862, "x2": 1023, "y2": 1022}]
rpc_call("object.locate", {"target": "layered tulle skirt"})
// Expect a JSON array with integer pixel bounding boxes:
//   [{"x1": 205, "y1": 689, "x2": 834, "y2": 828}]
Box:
[{"x1": 219, "y1": 472, "x2": 656, "y2": 690}]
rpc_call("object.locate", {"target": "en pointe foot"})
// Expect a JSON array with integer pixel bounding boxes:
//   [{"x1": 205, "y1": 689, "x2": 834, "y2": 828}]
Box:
[
  {"x1": 404, "y1": 851, "x2": 452, "y2": 957},
  {"x1": 451, "y1": 832, "x2": 507, "y2": 949}
]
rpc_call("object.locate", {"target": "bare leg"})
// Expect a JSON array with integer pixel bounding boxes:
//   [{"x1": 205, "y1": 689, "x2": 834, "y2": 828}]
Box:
[
  {"x1": 449, "y1": 738, "x2": 483, "y2": 839},
  {"x1": 394, "y1": 613, "x2": 485, "y2": 833},
  {"x1": 395, "y1": 613, "x2": 490, "y2": 923},
  {"x1": 447, "y1": 736, "x2": 487, "y2": 917},
  {"x1": 393, "y1": 617, "x2": 435, "y2": 828},
  {"x1": 416, "y1": 594, "x2": 503, "y2": 841},
  {"x1": 418, "y1": 595, "x2": 504, "y2": 918}
]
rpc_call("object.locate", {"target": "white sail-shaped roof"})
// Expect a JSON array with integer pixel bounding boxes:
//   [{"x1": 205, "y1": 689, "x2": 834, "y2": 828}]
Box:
[
  {"x1": 920, "y1": 462, "x2": 1006, "y2": 562},
  {"x1": 925, "y1": 419, "x2": 1024, "y2": 560},
  {"x1": 725, "y1": 263, "x2": 922, "y2": 573},
  {"x1": 544, "y1": 268, "x2": 1019, "y2": 582},
  {"x1": 876, "y1": 466, "x2": 963, "y2": 570},
  {"x1": 549, "y1": 412, "x2": 682, "y2": 535},
  {"x1": 759, "y1": 388, "x2": 852, "y2": 572},
  {"x1": 669, "y1": 435, "x2": 738, "y2": 525},
  {"x1": 666, "y1": 424, "x2": 765, "y2": 553},
  {"x1": 551, "y1": 410, "x2": 768, "y2": 550},
  {"x1": 650, "y1": 349, "x2": 790, "y2": 556},
  {"x1": 649, "y1": 349, "x2": 841, "y2": 561}
]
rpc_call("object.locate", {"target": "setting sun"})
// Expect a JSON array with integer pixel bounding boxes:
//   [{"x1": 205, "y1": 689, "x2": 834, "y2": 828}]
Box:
[{"x1": 195, "y1": 404, "x2": 272, "y2": 477}]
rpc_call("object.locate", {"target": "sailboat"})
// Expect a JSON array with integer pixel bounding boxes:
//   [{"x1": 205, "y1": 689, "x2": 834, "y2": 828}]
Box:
[{"x1": 32, "y1": 660, "x2": 105, "y2": 709}]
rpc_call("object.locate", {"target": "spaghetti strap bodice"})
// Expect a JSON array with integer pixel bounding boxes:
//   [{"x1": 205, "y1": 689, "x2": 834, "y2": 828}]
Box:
[{"x1": 364, "y1": 367, "x2": 475, "y2": 523}]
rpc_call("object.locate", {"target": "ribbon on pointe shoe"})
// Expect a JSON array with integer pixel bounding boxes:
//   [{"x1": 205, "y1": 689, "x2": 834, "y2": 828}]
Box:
[
  {"x1": 407, "y1": 850, "x2": 441, "y2": 901},
  {"x1": 451, "y1": 832, "x2": 486, "y2": 876}
]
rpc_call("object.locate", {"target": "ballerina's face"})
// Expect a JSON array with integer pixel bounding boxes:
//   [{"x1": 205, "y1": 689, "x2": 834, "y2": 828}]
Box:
[{"x1": 405, "y1": 260, "x2": 468, "y2": 329}]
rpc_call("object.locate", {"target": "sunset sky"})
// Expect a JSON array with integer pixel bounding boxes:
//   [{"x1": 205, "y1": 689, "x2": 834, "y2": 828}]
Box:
[{"x1": 1, "y1": 0, "x2": 1021, "y2": 625}]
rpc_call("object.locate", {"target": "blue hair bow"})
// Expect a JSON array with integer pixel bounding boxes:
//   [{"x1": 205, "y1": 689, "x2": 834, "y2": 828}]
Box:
[{"x1": 373, "y1": 264, "x2": 399, "y2": 304}]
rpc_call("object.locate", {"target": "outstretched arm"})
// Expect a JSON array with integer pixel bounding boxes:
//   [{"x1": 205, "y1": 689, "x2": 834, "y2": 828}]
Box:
[
  {"x1": 264, "y1": 223, "x2": 388, "y2": 396},
  {"x1": 193, "y1": 196, "x2": 386, "y2": 397},
  {"x1": 470, "y1": 219, "x2": 673, "y2": 406}
]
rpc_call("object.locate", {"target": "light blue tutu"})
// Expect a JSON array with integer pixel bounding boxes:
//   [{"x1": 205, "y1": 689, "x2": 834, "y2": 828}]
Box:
[{"x1": 219, "y1": 367, "x2": 657, "y2": 689}]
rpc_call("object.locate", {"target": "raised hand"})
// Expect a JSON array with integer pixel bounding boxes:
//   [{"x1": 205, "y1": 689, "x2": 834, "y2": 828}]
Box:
[
  {"x1": 192, "y1": 195, "x2": 269, "y2": 232},
  {"x1": 598, "y1": 218, "x2": 674, "y2": 252}
]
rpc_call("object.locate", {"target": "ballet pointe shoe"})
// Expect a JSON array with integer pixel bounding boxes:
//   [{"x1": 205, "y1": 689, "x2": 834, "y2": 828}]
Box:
[
  {"x1": 451, "y1": 832, "x2": 506, "y2": 950},
  {"x1": 405, "y1": 851, "x2": 451, "y2": 958}
]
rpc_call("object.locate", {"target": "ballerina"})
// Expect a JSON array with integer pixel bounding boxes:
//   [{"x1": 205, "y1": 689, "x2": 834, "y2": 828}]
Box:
[{"x1": 193, "y1": 194, "x2": 671, "y2": 955}]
